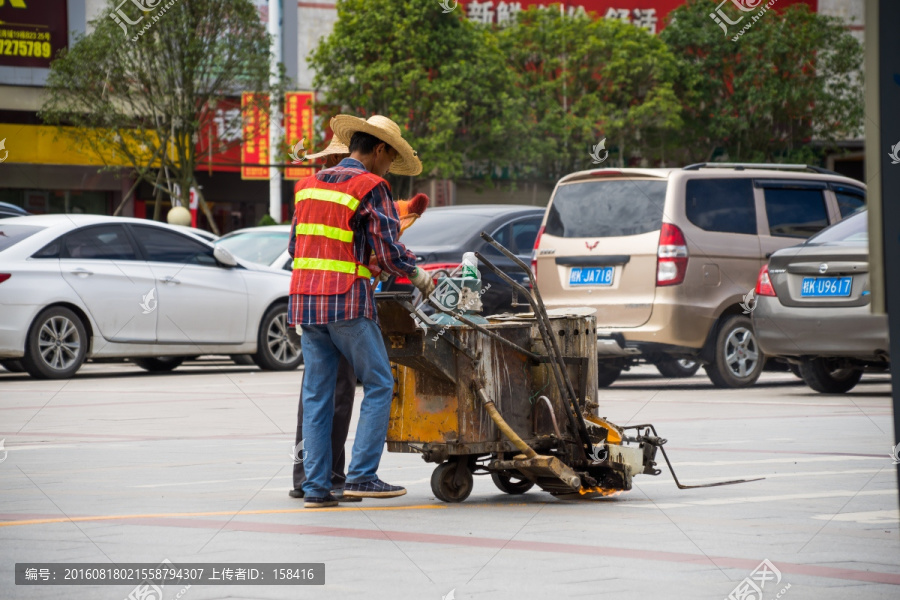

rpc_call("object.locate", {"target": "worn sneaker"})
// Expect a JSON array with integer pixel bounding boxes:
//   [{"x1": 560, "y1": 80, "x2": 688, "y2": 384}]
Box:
[
  {"x1": 304, "y1": 493, "x2": 339, "y2": 508},
  {"x1": 343, "y1": 478, "x2": 407, "y2": 498}
]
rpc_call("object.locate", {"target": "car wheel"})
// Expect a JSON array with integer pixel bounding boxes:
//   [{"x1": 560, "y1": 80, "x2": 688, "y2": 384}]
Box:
[
  {"x1": 1, "y1": 359, "x2": 25, "y2": 373},
  {"x1": 655, "y1": 357, "x2": 701, "y2": 378},
  {"x1": 798, "y1": 358, "x2": 863, "y2": 393},
  {"x1": 22, "y1": 306, "x2": 88, "y2": 379},
  {"x1": 597, "y1": 359, "x2": 623, "y2": 388},
  {"x1": 230, "y1": 354, "x2": 256, "y2": 366},
  {"x1": 131, "y1": 357, "x2": 185, "y2": 372},
  {"x1": 789, "y1": 363, "x2": 802, "y2": 378},
  {"x1": 252, "y1": 304, "x2": 303, "y2": 370},
  {"x1": 704, "y1": 315, "x2": 764, "y2": 388}
]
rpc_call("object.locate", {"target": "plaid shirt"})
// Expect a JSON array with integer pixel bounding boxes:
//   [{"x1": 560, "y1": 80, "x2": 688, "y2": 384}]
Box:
[{"x1": 287, "y1": 158, "x2": 417, "y2": 325}]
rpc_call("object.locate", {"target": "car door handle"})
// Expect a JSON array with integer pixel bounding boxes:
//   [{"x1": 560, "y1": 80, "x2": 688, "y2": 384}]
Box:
[
  {"x1": 70, "y1": 268, "x2": 93, "y2": 277},
  {"x1": 160, "y1": 276, "x2": 181, "y2": 284}
]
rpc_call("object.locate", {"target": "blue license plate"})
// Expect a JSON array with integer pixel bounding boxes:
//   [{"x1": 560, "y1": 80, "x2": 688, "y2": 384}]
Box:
[
  {"x1": 801, "y1": 276, "x2": 852, "y2": 297},
  {"x1": 569, "y1": 266, "x2": 614, "y2": 286}
]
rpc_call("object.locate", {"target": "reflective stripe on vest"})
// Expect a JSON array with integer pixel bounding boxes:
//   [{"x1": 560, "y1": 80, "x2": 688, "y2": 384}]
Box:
[
  {"x1": 295, "y1": 188, "x2": 360, "y2": 211},
  {"x1": 292, "y1": 257, "x2": 372, "y2": 278},
  {"x1": 295, "y1": 222, "x2": 354, "y2": 243}
]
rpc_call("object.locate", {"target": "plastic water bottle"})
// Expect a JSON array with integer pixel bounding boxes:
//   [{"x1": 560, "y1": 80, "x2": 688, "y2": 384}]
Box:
[{"x1": 461, "y1": 252, "x2": 479, "y2": 279}]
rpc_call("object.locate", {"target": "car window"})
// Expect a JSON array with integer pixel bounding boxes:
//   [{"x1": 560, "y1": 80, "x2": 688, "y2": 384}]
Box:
[
  {"x1": 217, "y1": 231, "x2": 289, "y2": 266},
  {"x1": 834, "y1": 190, "x2": 866, "y2": 218},
  {"x1": 489, "y1": 223, "x2": 511, "y2": 250},
  {"x1": 0, "y1": 224, "x2": 45, "y2": 252},
  {"x1": 546, "y1": 179, "x2": 667, "y2": 238},
  {"x1": 63, "y1": 225, "x2": 138, "y2": 260},
  {"x1": 685, "y1": 179, "x2": 756, "y2": 235},
  {"x1": 399, "y1": 211, "x2": 491, "y2": 248},
  {"x1": 807, "y1": 210, "x2": 868, "y2": 244},
  {"x1": 763, "y1": 188, "x2": 829, "y2": 238},
  {"x1": 511, "y1": 217, "x2": 542, "y2": 254},
  {"x1": 131, "y1": 225, "x2": 217, "y2": 266}
]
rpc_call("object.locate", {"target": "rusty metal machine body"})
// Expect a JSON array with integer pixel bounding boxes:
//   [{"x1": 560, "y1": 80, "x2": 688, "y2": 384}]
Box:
[{"x1": 376, "y1": 234, "x2": 759, "y2": 502}]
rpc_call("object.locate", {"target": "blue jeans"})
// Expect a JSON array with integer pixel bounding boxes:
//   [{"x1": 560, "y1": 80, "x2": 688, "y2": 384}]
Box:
[{"x1": 300, "y1": 318, "x2": 394, "y2": 497}]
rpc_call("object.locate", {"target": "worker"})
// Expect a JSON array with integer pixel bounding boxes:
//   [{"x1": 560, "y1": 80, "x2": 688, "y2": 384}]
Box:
[
  {"x1": 289, "y1": 137, "x2": 429, "y2": 504},
  {"x1": 289, "y1": 114, "x2": 435, "y2": 508}
]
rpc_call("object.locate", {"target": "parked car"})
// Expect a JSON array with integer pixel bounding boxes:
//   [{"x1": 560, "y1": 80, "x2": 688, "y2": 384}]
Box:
[
  {"x1": 215, "y1": 225, "x2": 292, "y2": 271},
  {"x1": 752, "y1": 209, "x2": 888, "y2": 393},
  {"x1": 0, "y1": 215, "x2": 301, "y2": 379},
  {"x1": 166, "y1": 223, "x2": 219, "y2": 243},
  {"x1": 0, "y1": 202, "x2": 30, "y2": 219},
  {"x1": 379, "y1": 205, "x2": 545, "y2": 315},
  {"x1": 532, "y1": 163, "x2": 866, "y2": 388}
]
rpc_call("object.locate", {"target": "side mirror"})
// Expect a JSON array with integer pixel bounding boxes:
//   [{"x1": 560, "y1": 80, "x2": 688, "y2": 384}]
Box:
[{"x1": 214, "y1": 246, "x2": 238, "y2": 267}]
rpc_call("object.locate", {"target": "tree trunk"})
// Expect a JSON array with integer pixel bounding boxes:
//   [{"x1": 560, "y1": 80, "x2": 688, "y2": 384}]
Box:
[{"x1": 195, "y1": 183, "x2": 220, "y2": 235}]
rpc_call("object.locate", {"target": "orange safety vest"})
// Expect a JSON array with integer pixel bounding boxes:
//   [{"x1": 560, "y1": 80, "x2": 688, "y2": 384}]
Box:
[{"x1": 289, "y1": 171, "x2": 385, "y2": 295}]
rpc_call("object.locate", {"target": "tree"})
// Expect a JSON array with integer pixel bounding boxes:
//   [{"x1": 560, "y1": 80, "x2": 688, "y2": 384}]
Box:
[
  {"x1": 660, "y1": 0, "x2": 864, "y2": 164},
  {"x1": 499, "y1": 7, "x2": 682, "y2": 178},
  {"x1": 308, "y1": 0, "x2": 527, "y2": 189},
  {"x1": 41, "y1": 0, "x2": 277, "y2": 233}
]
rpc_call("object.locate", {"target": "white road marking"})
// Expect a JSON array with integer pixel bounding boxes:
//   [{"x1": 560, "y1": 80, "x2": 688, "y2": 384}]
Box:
[
  {"x1": 631, "y1": 489, "x2": 894, "y2": 510},
  {"x1": 670, "y1": 455, "x2": 882, "y2": 467},
  {"x1": 635, "y1": 468, "x2": 888, "y2": 486},
  {"x1": 811, "y1": 509, "x2": 900, "y2": 525}
]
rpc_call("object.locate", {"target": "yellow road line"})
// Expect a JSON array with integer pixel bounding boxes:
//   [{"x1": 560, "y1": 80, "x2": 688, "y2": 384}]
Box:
[{"x1": 0, "y1": 504, "x2": 447, "y2": 528}]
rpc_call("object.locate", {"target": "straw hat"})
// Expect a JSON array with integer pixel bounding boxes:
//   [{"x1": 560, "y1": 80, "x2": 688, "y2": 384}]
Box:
[
  {"x1": 330, "y1": 114, "x2": 422, "y2": 176},
  {"x1": 305, "y1": 137, "x2": 349, "y2": 161}
]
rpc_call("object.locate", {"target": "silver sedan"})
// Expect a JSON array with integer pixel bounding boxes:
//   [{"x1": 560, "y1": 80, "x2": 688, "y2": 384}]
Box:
[
  {"x1": 0, "y1": 215, "x2": 301, "y2": 379},
  {"x1": 752, "y1": 210, "x2": 889, "y2": 393}
]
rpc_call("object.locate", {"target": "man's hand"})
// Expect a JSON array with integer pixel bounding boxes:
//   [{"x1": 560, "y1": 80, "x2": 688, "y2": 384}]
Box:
[{"x1": 409, "y1": 267, "x2": 435, "y2": 297}]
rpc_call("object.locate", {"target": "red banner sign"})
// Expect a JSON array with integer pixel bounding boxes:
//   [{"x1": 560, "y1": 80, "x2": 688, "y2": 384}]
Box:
[
  {"x1": 241, "y1": 92, "x2": 269, "y2": 180},
  {"x1": 0, "y1": 0, "x2": 67, "y2": 69},
  {"x1": 284, "y1": 91, "x2": 316, "y2": 180}
]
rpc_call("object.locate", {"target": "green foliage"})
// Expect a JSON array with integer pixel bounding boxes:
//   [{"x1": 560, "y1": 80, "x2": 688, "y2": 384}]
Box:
[
  {"x1": 499, "y1": 7, "x2": 681, "y2": 177},
  {"x1": 310, "y1": 0, "x2": 526, "y2": 181},
  {"x1": 661, "y1": 0, "x2": 864, "y2": 163},
  {"x1": 41, "y1": 0, "x2": 279, "y2": 230},
  {"x1": 257, "y1": 213, "x2": 278, "y2": 226}
]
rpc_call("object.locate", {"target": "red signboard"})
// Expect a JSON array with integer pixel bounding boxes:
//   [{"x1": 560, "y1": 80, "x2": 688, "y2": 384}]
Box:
[
  {"x1": 457, "y1": 1, "x2": 817, "y2": 32},
  {"x1": 241, "y1": 92, "x2": 270, "y2": 180},
  {"x1": 284, "y1": 91, "x2": 316, "y2": 180},
  {"x1": 0, "y1": 0, "x2": 68, "y2": 68}
]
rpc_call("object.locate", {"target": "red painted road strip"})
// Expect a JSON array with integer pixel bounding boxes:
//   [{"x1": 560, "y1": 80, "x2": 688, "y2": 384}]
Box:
[{"x1": 121, "y1": 516, "x2": 900, "y2": 586}]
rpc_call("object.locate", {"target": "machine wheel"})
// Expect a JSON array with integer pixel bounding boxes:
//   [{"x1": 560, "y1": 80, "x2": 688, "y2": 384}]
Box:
[
  {"x1": 230, "y1": 354, "x2": 255, "y2": 366},
  {"x1": 597, "y1": 360, "x2": 623, "y2": 388},
  {"x1": 655, "y1": 357, "x2": 701, "y2": 378},
  {"x1": 491, "y1": 471, "x2": 535, "y2": 495},
  {"x1": 1, "y1": 359, "x2": 25, "y2": 373},
  {"x1": 799, "y1": 358, "x2": 863, "y2": 393},
  {"x1": 22, "y1": 306, "x2": 88, "y2": 379},
  {"x1": 131, "y1": 357, "x2": 185, "y2": 372},
  {"x1": 252, "y1": 304, "x2": 303, "y2": 371},
  {"x1": 431, "y1": 461, "x2": 474, "y2": 503},
  {"x1": 704, "y1": 315, "x2": 764, "y2": 388}
]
